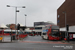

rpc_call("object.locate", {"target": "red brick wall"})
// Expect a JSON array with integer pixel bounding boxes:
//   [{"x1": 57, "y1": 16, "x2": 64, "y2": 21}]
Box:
[{"x1": 57, "y1": 0, "x2": 75, "y2": 28}]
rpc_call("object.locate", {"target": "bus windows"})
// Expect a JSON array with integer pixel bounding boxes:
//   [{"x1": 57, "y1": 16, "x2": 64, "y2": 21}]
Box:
[
  {"x1": 45, "y1": 26, "x2": 50, "y2": 29},
  {"x1": 52, "y1": 32, "x2": 60, "y2": 37},
  {"x1": 35, "y1": 27, "x2": 42, "y2": 29},
  {"x1": 43, "y1": 33, "x2": 46, "y2": 35}
]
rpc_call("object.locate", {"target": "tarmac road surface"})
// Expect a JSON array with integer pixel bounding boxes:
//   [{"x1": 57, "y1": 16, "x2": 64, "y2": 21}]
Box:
[{"x1": 0, "y1": 35, "x2": 74, "y2": 50}]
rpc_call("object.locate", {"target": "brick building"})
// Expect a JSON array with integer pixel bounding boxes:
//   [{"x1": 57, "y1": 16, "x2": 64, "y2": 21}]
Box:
[
  {"x1": 10, "y1": 24, "x2": 16, "y2": 30},
  {"x1": 57, "y1": 0, "x2": 75, "y2": 40},
  {"x1": 57, "y1": 0, "x2": 75, "y2": 28}
]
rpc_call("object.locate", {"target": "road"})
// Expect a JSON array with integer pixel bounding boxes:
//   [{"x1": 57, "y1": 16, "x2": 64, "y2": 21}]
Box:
[{"x1": 0, "y1": 35, "x2": 74, "y2": 50}]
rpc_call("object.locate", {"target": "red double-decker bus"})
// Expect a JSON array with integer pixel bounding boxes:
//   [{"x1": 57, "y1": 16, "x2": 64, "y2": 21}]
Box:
[{"x1": 41, "y1": 25, "x2": 61, "y2": 40}]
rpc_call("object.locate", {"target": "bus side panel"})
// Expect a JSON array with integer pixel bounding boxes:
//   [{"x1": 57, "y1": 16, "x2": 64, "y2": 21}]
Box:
[{"x1": 47, "y1": 29, "x2": 51, "y2": 39}]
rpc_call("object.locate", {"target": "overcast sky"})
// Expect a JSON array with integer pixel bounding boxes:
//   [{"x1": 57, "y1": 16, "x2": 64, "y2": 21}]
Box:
[{"x1": 0, "y1": 0, "x2": 65, "y2": 26}]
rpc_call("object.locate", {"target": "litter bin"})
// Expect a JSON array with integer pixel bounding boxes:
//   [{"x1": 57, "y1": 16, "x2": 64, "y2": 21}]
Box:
[
  {"x1": 12, "y1": 35, "x2": 16, "y2": 40},
  {"x1": 0, "y1": 36, "x2": 3, "y2": 42}
]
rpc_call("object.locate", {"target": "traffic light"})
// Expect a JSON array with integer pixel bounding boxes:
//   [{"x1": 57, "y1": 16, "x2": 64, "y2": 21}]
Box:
[
  {"x1": 17, "y1": 24, "x2": 20, "y2": 30},
  {"x1": 66, "y1": 25, "x2": 69, "y2": 31}
]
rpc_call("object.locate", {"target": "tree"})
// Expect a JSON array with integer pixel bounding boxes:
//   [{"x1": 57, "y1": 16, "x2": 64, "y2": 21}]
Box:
[{"x1": 6, "y1": 24, "x2": 11, "y2": 28}]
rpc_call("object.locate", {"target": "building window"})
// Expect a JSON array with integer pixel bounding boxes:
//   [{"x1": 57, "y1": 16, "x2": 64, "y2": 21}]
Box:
[
  {"x1": 57, "y1": 20, "x2": 60, "y2": 23},
  {"x1": 58, "y1": 15, "x2": 60, "y2": 18}
]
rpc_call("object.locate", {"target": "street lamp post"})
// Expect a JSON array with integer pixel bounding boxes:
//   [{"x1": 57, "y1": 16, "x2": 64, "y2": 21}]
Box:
[
  {"x1": 7, "y1": 5, "x2": 25, "y2": 39},
  {"x1": 25, "y1": 14, "x2": 27, "y2": 26},
  {"x1": 63, "y1": 11, "x2": 68, "y2": 39}
]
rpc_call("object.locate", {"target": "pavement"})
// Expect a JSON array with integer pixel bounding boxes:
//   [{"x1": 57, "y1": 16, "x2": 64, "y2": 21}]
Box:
[
  {"x1": 0, "y1": 40, "x2": 19, "y2": 43},
  {"x1": 60, "y1": 40, "x2": 75, "y2": 45},
  {"x1": 64, "y1": 41, "x2": 75, "y2": 45},
  {"x1": 0, "y1": 35, "x2": 75, "y2": 50}
]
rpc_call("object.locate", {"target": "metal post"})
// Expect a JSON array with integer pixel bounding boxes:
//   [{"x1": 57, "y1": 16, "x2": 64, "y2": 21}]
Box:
[
  {"x1": 65, "y1": 12, "x2": 67, "y2": 38},
  {"x1": 25, "y1": 14, "x2": 27, "y2": 26},
  {"x1": 65, "y1": 12, "x2": 69, "y2": 41},
  {"x1": 6, "y1": 5, "x2": 26, "y2": 40},
  {"x1": 11, "y1": 29, "x2": 12, "y2": 42},
  {"x1": 15, "y1": 7, "x2": 17, "y2": 40},
  {"x1": 25, "y1": 15, "x2": 26, "y2": 26},
  {"x1": 15, "y1": 7, "x2": 17, "y2": 35},
  {"x1": 24, "y1": 14, "x2": 27, "y2": 36}
]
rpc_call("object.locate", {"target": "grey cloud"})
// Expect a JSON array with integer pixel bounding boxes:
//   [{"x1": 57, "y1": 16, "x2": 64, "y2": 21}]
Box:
[{"x1": 0, "y1": 0, "x2": 65, "y2": 26}]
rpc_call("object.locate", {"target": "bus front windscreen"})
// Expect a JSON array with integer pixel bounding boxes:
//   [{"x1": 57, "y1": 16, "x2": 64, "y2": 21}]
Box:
[
  {"x1": 51, "y1": 26, "x2": 60, "y2": 37},
  {"x1": 51, "y1": 32, "x2": 60, "y2": 37},
  {"x1": 52, "y1": 26, "x2": 59, "y2": 29}
]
